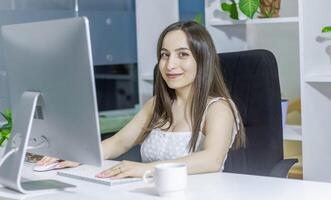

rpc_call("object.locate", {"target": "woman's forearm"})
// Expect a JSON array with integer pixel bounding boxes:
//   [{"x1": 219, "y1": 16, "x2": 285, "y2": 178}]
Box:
[
  {"x1": 101, "y1": 98, "x2": 155, "y2": 161},
  {"x1": 101, "y1": 134, "x2": 131, "y2": 160}
]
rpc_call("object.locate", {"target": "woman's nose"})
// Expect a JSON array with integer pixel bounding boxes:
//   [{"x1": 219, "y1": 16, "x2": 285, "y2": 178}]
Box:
[{"x1": 166, "y1": 55, "x2": 178, "y2": 70}]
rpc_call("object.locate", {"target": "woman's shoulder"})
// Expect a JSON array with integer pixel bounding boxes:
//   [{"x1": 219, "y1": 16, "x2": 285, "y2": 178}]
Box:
[
  {"x1": 202, "y1": 97, "x2": 235, "y2": 134},
  {"x1": 140, "y1": 96, "x2": 156, "y2": 114},
  {"x1": 144, "y1": 96, "x2": 156, "y2": 106},
  {"x1": 206, "y1": 97, "x2": 233, "y2": 118},
  {"x1": 206, "y1": 96, "x2": 228, "y2": 106}
]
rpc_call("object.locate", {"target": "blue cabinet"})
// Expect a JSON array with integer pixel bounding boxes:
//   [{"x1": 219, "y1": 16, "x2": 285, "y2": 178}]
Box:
[
  {"x1": 0, "y1": 0, "x2": 137, "y2": 65},
  {"x1": 78, "y1": 0, "x2": 137, "y2": 65},
  {"x1": 80, "y1": 11, "x2": 137, "y2": 65}
]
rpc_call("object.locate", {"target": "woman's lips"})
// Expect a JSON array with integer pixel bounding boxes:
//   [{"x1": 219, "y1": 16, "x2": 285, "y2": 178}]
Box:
[{"x1": 166, "y1": 73, "x2": 183, "y2": 79}]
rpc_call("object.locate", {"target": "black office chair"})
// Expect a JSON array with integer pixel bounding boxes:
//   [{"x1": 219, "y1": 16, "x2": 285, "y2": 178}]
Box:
[
  {"x1": 153, "y1": 49, "x2": 297, "y2": 178},
  {"x1": 219, "y1": 49, "x2": 297, "y2": 177}
]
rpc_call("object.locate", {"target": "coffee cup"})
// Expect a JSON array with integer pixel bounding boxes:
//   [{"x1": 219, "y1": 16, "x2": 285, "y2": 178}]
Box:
[{"x1": 143, "y1": 163, "x2": 187, "y2": 197}]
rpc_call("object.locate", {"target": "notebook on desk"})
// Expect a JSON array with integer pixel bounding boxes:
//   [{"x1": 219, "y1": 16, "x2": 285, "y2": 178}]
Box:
[{"x1": 57, "y1": 162, "x2": 142, "y2": 186}]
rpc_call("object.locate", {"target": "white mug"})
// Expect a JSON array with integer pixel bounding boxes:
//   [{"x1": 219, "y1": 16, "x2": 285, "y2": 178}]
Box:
[{"x1": 143, "y1": 163, "x2": 187, "y2": 197}]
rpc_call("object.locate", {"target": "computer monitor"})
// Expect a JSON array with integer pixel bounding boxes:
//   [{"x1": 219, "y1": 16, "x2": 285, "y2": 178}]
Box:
[{"x1": 0, "y1": 17, "x2": 103, "y2": 193}]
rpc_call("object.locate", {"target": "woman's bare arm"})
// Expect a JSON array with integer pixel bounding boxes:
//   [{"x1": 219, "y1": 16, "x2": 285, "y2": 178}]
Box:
[
  {"x1": 101, "y1": 97, "x2": 154, "y2": 160},
  {"x1": 97, "y1": 100, "x2": 236, "y2": 178}
]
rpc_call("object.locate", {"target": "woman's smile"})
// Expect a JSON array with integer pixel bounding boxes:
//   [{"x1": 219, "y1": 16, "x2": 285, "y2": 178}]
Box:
[{"x1": 166, "y1": 73, "x2": 183, "y2": 79}]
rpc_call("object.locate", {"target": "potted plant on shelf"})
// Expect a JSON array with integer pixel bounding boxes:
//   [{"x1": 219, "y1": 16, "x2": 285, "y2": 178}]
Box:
[
  {"x1": 0, "y1": 109, "x2": 12, "y2": 146},
  {"x1": 194, "y1": 13, "x2": 203, "y2": 25},
  {"x1": 322, "y1": 26, "x2": 331, "y2": 33},
  {"x1": 0, "y1": 109, "x2": 43, "y2": 162},
  {"x1": 221, "y1": 0, "x2": 281, "y2": 20}
]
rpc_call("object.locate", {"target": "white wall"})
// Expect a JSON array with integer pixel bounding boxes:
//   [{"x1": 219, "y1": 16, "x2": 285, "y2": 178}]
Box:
[{"x1": 135, "y1": 0, "x2": 179, "y2": 104}]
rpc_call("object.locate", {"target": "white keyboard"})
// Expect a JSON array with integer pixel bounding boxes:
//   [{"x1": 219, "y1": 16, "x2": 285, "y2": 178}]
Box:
[{"x1": 57, "y1": 162, "x2": 142, "y2": 186}]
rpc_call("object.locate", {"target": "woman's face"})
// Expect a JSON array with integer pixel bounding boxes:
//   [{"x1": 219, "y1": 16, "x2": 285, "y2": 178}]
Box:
[{"x1": 159, "y1": 30, "x2": 197, "y2": 91}]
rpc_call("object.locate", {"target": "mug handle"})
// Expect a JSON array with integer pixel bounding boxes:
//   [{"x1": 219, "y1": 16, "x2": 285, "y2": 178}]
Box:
[{"x1": 142, "y1": 170, "x2": 154, "y2": 183}]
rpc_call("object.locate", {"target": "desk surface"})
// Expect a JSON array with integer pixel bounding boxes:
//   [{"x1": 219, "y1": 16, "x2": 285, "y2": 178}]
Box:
[{"x1": 1, "y1": 161, "x2": 331, "y2": 200}]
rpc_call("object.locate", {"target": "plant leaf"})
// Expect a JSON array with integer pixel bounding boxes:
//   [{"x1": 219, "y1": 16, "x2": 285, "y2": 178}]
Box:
[
  {"x1": 322, "y1": 26, "x2": 331, "y2": 33},
  {"x1": 194, "y1": 13, "x2": 202, "y2": 25},
  {"x1": 221, "y1": 2, "x2": 239, "y2": 20},
  {"x1": 0, "y1": 109, "x2": 12, "y2": 141},
  {"x1": 239, "y1": 0, "x2": 259, "y2": 19},
  {"x1": 0, "y1": 112, "x2": 7, "y2": 121},
  {"x1": 2, "y1": 129, "x2": 10, "y2": 137}
]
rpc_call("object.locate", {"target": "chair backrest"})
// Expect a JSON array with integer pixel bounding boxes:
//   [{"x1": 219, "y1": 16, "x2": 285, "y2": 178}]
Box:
[
  {"x1": 153, "y1": 49, "x2": 284, "y2": 176},
  {"x1": 220, "y1": 49, "x2": 284, "y2": 176}
]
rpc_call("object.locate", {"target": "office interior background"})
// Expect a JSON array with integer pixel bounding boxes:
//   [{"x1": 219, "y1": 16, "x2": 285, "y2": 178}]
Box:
[{"x1": 0, "y1": 0, "x2": 330, "y2": 183}]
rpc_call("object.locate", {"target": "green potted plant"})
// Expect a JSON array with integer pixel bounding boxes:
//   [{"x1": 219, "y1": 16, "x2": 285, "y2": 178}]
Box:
[
  {"x1": 221, "y1": 0, "x2": 281, "y2": 20},
  {"x1": 322, "y1": 26, "x2": 331, "y2": 33},
  {"x1": 194, "y1": 13, "x2": 203, "y2": 25},
  {"x1": 0, "y1": 109, "x2": 12, "y2": 146}
]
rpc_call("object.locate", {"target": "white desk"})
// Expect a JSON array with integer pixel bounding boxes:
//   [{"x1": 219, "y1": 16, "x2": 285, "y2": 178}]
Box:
[{"x1": 1, "y1": 161, "x2": 331, "y2": 200}]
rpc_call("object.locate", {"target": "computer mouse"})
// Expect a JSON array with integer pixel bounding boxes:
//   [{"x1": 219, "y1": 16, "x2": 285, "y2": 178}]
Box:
[{"x1": 33, "y1": 162, "x2": 60, "y2": 172}]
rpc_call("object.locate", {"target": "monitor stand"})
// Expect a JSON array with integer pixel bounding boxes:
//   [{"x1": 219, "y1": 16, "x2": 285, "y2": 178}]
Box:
[{"x1": 0, "y1": 91, "x2": 76, "y2": 194}]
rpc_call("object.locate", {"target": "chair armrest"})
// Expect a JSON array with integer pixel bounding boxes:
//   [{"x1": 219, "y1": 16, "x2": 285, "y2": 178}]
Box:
[{"x1": 269, "y1": 158, "x2": 298, "y2": 178}]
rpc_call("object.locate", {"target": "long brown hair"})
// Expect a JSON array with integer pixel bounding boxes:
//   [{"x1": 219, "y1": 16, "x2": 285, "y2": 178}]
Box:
[{"x1": 139, "y1": 21, "x2": 245, "y2": 152}]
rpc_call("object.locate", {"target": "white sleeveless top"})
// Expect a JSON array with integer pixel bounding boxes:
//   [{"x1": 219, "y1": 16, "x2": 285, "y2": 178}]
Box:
[{"x1": 140, "y1": 97, "x2": 240, "y2": 171}]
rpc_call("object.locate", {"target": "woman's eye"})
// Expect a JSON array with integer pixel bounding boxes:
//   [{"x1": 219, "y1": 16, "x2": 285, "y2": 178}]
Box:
[
  {"x1": 160, "y1": 52, "x2": 169, "y2": 59},
  {"x1": 178, "y1": 52, "x2": 189, "y2": 58}
]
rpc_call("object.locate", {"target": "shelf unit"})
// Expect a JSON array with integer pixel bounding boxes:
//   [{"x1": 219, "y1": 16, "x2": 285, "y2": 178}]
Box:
[
  {"x1": 210, "y1": 17, "x2": 299, "y2": 26},
  {"x1": 206, "y1": 0, "x2": 301, "y2": 101},
  {"x1": 300, "y1": 0, "x2": 331, "y2": 182},
  {"x1": 206, "y1": 0, "x2": 331, "y2": 182},
  {"x1": 205, "y1": 0, "x2": 301, "y2": 129},
  {"x1": 305, "y1": 74, "x2": 331, "y2": 83},
  {"x1": 283, "y1": 125, "x2": 302, "y2": 141},
  {"x1": 205, "y1": 0, "x2": 303, "y2": 179}
]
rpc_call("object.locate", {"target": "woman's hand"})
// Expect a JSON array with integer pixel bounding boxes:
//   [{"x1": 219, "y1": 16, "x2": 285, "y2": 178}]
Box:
[
  {"x1": 36, "y1": 156, "x2": 80, "y2": 169},
  {"x1": 96, "y1": 160, "x2": 153, "y2": 179}
]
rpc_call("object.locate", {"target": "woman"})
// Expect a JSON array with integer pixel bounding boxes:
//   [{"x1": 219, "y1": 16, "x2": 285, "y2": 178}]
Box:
[{"x1": 37, "y1": 21, "x2": 245, "y2": 179}]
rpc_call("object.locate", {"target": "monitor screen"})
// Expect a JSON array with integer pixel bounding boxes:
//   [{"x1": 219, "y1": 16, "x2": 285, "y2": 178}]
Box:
[{"x1": 0, "y1": 17, "x2": 103, "y2": 192}]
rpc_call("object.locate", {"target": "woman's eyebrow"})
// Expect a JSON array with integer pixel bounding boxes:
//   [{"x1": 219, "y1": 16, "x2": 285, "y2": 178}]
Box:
[
  {"x1": 160, "y1": 48, "x2": 169, "y2": 52},
  {"x1": 175, "y1": 47, "x2": 190, "y2": 51},
  {"x1": 161, "y1": 47, "x2": 190, "y2": 52}
]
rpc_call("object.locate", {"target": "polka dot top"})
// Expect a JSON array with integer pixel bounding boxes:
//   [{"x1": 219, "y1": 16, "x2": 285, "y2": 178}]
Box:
[{"x1": 140, "y1": 97, "x2": 240, "y2": 170}]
